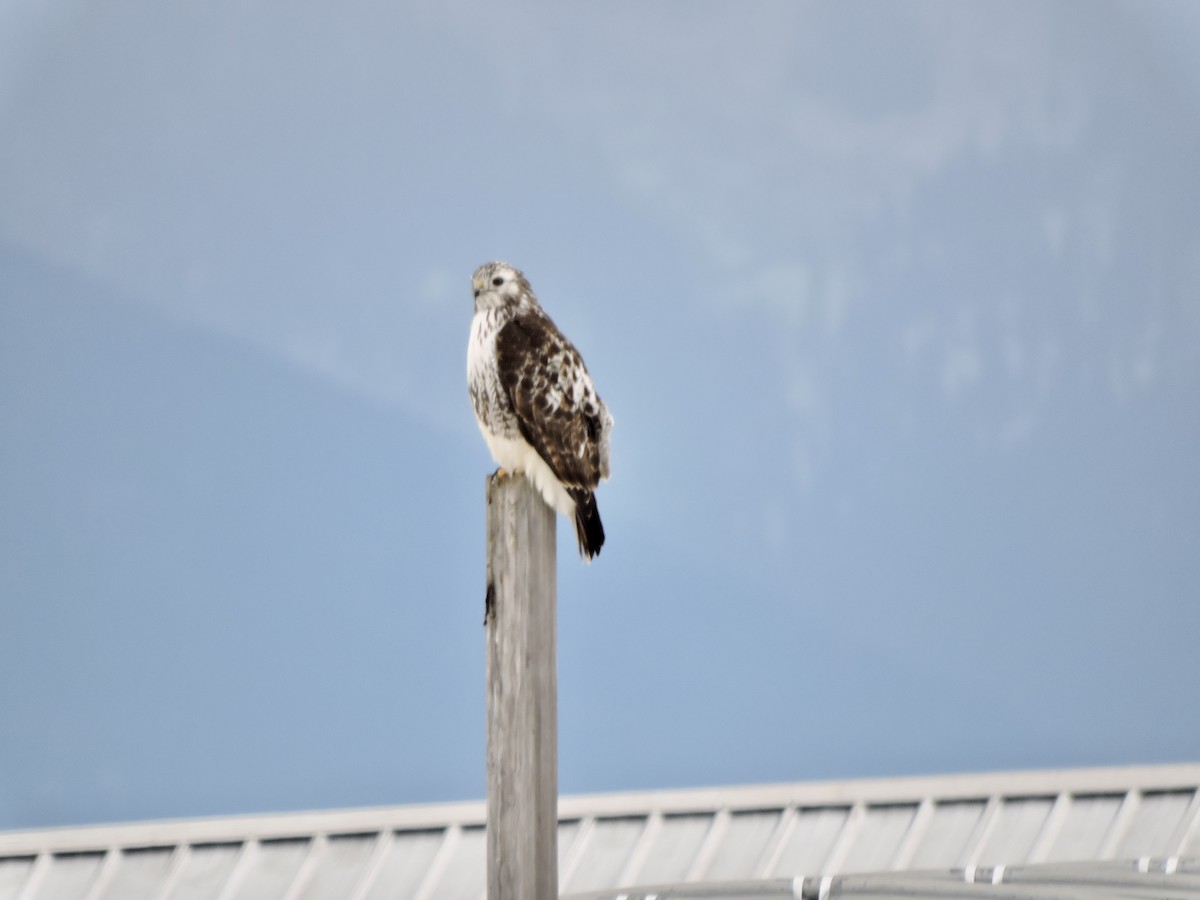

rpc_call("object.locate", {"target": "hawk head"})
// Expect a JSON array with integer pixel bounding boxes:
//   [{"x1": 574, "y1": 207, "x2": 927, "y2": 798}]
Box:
[{"x1": 472, "y1": 261, "x2": 538, "y2": 312}]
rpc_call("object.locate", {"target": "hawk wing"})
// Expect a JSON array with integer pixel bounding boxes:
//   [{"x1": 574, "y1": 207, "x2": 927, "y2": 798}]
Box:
[{"x1": 495, "y1": 311, "x2": 608, "y2": 490}]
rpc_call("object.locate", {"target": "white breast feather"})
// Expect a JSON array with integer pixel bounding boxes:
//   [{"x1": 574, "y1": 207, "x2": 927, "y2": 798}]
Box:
[{"x1": 468, "y1": 310, "x2": 577, "y2": 519}]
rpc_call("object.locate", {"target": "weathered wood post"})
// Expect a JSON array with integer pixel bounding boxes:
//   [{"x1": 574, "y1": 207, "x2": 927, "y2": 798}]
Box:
[{"x1": 485, "y1": 472, "x2": 558, "y2": 899}]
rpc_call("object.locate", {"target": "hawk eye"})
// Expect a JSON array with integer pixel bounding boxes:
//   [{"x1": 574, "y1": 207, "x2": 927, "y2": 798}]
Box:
[{"x1": 492, "y1": 276, "x2": 504, "y2": 286}]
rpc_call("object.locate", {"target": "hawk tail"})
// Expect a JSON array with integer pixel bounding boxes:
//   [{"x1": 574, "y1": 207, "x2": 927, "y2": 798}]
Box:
[{"x1": 569, "y1": 489, "x2": 605, "y2": 560}]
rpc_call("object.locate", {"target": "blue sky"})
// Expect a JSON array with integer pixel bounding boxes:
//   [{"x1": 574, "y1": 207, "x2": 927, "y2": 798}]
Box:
[{"x1": 2, "y1": 1, "x2": 1198, "y2": 831}]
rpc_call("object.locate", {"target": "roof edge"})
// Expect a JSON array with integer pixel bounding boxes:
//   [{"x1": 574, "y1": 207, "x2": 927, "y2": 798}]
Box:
[{"x1": 2, "y1": 761, "x2": 1198, "y2": 856}]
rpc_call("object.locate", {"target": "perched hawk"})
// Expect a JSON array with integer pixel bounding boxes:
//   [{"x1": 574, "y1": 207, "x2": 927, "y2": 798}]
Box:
[{"x1": 467, "y1": 261, "x2": 613, "y2": 560}]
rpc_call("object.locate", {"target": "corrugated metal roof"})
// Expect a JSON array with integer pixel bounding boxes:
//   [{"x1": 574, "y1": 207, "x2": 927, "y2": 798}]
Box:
[
  {"x1": 1, "y1": 764, "x2": 1197, "y2": 900},
  {"x1": 565, "y1": 857, "x2": 1200, "y2": 899}
]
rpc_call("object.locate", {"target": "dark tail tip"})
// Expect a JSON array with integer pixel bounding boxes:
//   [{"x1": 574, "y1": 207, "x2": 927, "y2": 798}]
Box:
[{"x1": 569, "y1": 490, "x2": 605, "y2": 560}]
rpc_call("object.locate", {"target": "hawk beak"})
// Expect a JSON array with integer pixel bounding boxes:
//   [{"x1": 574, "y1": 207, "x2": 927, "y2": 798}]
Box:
[{"x1": 472, "y1": 277, "x2": 484, "y2": 298}]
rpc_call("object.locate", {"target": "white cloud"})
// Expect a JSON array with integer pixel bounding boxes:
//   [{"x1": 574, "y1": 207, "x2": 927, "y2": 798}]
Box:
[
  {"x1": 2, "y1": 0, "x2": 1194, "y2": 475},
  {"x1": 0, "y1": 1, "x2": 486, "y2": 434},
  {"x1": 448, "y1": 3, "x2": 1106, "y2": 479}
]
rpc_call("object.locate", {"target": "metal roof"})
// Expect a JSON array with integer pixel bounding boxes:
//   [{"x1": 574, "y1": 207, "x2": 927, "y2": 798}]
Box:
[
  {"x1": 1, "y1": 763, "x2": 1197, "y2": 900},
  {"x1": 565, "y1": 857, "x2": 1200, "y2": 899}
]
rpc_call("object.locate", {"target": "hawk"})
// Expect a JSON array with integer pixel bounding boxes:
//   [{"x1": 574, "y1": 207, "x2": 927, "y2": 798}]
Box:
[{"x1": 467, "y1": 261, "x2": 613, "y2": 560}]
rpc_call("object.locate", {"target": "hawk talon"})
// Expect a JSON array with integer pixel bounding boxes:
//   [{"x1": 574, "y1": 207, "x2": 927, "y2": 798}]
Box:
[{"x1": 492, "y1": 466, "x2": 511, "y2": 481}]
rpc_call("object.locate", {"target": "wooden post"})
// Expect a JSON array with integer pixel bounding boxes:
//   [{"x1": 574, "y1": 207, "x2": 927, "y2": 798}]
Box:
[{"x1": 485, "y1": 473, "x2": 558, "y2": 900}]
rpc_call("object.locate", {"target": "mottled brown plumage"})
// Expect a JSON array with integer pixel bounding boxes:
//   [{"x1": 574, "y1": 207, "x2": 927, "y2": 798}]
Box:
[{"x1": 496, "y1": 314, "x2": 609, "y2": 490}]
